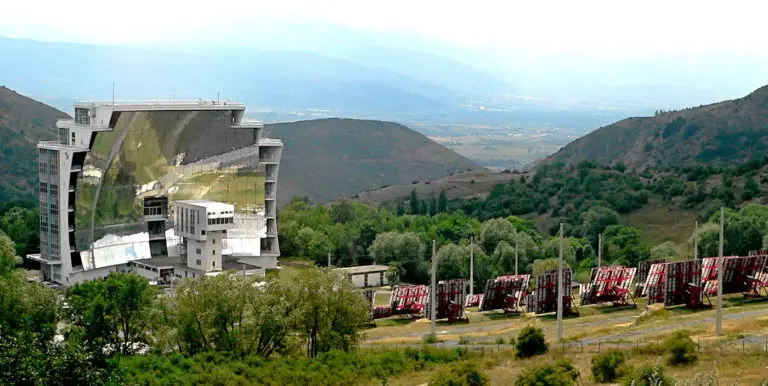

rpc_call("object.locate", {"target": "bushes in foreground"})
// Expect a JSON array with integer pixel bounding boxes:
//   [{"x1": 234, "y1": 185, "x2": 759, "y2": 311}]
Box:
[
  {"x1": 623, "y1": 364, "x2": 674, "y2": 386},
  {"x1": 515, "y1": 326, "x2": 548, "y2": 359},
  {"x1": 591, "y1": 350, "x2": 628, "y2": 383},
  {"x1": 121, "y1": 347, "x2": 468, "y2": 386},
  {"x1": 663, "y1": 331, "x2": 697, "y2": 366},
  {"x1": 428, "y1": 362, "x2": 489, "y2": 386},
  {"x1": 515, "y1": 360, "x2": 580, "y2": 386}
]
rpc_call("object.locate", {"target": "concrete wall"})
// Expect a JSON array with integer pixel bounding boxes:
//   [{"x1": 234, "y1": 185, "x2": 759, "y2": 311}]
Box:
[{"x1": 349, "y1": 271, "x2": 388, "y2": 288}]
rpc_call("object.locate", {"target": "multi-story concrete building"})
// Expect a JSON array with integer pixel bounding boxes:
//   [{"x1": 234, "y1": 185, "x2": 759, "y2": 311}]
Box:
[{"x1": 28, "y1": 100, "x2": 283, "y2": 286}]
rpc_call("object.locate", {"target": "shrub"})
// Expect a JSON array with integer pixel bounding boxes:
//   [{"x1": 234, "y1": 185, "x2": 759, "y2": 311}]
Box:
[
  {"x1": 494, "y1": 336, "x2": 505, "y2": 345},
  {"x1": 422, "y1": 334, "x2": 440, "y2": 344},
  {"x1": 663, "y1": 331, "x2": 697, "y2": 366},
  {"x1": 515, "y1": 327, "x2": 548, "y2": 359},
  {"x1": 516, "y1": 360, "x2": 580, "y2": 386},
  {"x1": 623, "y1": 364, "x2": 673, "y2": 386},
  {"x1": 428, "y1": 362, "x2": 489, "y2": 386},
  {"x1": 591, "y1": 350, "x2": 627, "y2": 383},
  {"x1": 458, "y1": 335, "x2": 469, "y2": 345}
]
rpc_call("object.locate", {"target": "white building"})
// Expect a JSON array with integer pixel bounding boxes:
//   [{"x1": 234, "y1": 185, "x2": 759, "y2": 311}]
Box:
[
  {"x1": 27, "y1": 100, "x2": 282, "y2": 286},
  {"x1": 334, "y1": 265, "x2": 390, "y2": 288}
]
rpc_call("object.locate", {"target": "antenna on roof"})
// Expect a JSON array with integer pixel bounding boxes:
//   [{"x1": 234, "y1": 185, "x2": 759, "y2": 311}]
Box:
[
  {"x1": 112, "y1": 82, "x2": 115, "y2": 106},
  {"x1": 217, "y1": 90, "x2": 220, "y2": 103}
]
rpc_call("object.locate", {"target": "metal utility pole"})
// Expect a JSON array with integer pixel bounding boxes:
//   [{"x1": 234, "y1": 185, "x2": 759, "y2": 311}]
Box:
[
  {"x1": 515, "y1": 236, "x2": 519, "y2": 275},
  {"x1": 557, "y1": 223, "x2": 564, "y2": 342},
  {"x1": 431, "y1": 240, "x2": 437, "y2": 336},
  {"x1": 469, "y1": 236, "x2": 474, "y2": 297},
  {"x1": 716, "y1": 208, "x2": 724, "y2": 336},
  {"x1": 328, "y1": 252, "x2": 331, "y2": 268},
  {"x1": 597, "y1": 233, "x2": 602, "y2": 268},
  {"x1": 694, "y1": 221, "x2": 699, "y2": 260}
]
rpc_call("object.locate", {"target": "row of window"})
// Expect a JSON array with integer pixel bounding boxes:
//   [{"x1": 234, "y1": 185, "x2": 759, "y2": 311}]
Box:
[
  {"x1": 208, "y1": 217, "x2": 233, "y2": 225},
  {"x1": 144, "y1": 206, "x2": 164, "y2": 216},
  {"x1": 207, "y1": 211, "x2": 234, "y2": 215}
]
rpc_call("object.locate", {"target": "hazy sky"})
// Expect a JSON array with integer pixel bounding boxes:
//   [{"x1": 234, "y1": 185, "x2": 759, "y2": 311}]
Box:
[{"x1": 3, "y1": 0, "x2": 767, "y2": 59}]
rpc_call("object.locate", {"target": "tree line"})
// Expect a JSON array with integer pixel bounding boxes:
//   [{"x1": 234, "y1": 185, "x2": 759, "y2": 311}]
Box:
[{"x1": 0, "y1": 234, "x2": 372, "y2": 383}]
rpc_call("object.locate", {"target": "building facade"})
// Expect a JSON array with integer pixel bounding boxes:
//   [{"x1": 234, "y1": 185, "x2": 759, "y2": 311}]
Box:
[
  {"x1": 28, "y1": 100, "x2": 282, "y2": 286},
  {"x1": 334, "y1": 265, "x2": 390, "y2": 288}
]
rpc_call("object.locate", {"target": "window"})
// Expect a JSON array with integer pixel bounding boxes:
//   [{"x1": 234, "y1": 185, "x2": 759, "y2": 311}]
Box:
[
  {"x1": 196, "y1": 248, "x2": 202, "y2": 254},
  {"x1": 201, "y1": 230, "x2": 206, "y2": 235},
  {"x1": 364, "y1": 274, "x2": 368, "y2": 287},
  {"x1": 71, "y1": 132, "x2": 76, "y2": 145},
  {"x1": 40, "y1": 183, "x2": 48, "y2": 193},
  {"x1": 196, "y1": 259, "x2": 201, "y2": 266},
  {"x1": 212, "y1": 261, "x2": 215, "y2": 268},
  {"x1": 380, "y1": 271, "x2": 384, "y2": 285},
  {"x1": 212, "y1": 250, "x2": 215, "y2": 255},
  {"x1": 212, "y1": 238, "x2": 215, "y2": 244}
]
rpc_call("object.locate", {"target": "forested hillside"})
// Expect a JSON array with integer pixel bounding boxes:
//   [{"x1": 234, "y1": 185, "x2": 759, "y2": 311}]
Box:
[
  {"x1": 0, "y1": 86, "x2": 69, "y2": 203},
  {"x1": 547, "y1": 84, "x2": 768, "y2": 168}
]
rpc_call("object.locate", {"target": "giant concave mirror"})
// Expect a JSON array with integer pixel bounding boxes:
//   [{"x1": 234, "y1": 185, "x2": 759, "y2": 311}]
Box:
[{"x1": 75, "y1": 110, "x2": 266, "y2": 269}]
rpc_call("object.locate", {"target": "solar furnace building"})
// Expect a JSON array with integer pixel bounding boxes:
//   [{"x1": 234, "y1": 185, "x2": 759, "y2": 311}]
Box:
[{"x1": 28, "y1": 100, "x2": 283, "y2": 286}]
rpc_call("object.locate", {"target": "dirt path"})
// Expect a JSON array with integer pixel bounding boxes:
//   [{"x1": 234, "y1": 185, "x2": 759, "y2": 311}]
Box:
[{"x1": 365, "y1": 307, "x2": 768, "y2": 347}]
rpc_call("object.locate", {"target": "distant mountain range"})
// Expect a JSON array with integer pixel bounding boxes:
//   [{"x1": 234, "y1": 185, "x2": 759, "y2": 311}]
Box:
[
  {"x1": 0, "y1": 36, "x2": 641, "y2": 132},
  {"x1": 546, "y1": 85, "x2": 768, "y2": 169},
  {"x1": 0, "y1": 37, "x2": 500, "y2": 117}
]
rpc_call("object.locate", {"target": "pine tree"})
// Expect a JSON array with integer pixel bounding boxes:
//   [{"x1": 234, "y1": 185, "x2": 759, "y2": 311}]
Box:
[
  {"x1": 419, "y1": 200, "x2": 428, "y2": 215},
  {"x1": 396, "y1": 199, "x2": 405, "y2": 216},
  {"x1": 409, "y1": 190, "x2": 419, "y2": 214},
  {"x1": 429, "y1": 196, "x2": 437, "y2": 216},
  {"x1": 437, "y1": 190, "x2": 447, "y2": 213}
]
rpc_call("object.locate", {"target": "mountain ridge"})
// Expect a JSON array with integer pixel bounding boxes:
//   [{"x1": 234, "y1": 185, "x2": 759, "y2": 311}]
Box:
[
  {"x1": 264, "y1": 118, "x2": 482, "y2": 206},
  {"x1": 545, "y1": 85, "x2": 768, "y2": 169}
]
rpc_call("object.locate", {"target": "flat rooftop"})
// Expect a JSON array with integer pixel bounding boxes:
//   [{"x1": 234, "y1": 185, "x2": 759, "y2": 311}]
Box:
[
  {"x1": 222, "y1": 256, "x2": 262, "y2": 271},
  {"x1": 133, "y1": 255, "x2": 261, "y2": 271},
  {"x1": 74, "y1": 100, "x2": 246, "y2": 111},
  {"x1": 176, "y1": 200, "x2": 235, "y2": 212},
  {"x1": 133, "y1": 255, "x2": 179, "y2": 268},
  {"x1": 334, "y1": 265, "x2": 390, "y2": 275}
]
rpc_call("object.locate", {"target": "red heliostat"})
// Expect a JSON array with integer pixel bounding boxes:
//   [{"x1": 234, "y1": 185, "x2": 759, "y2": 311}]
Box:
[
  {"x1": 478, "y1": 274, "x2": 530, "y2": 313},
  {"x1": 579, "y1": 266, "x2": 637, "y2": 307}
]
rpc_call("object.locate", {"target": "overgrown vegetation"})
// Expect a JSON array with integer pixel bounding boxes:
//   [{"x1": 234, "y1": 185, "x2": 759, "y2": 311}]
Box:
[
  {"x1": 663, "y1": 331, "x2": 698, "y2": 366},
  {"x1": 623, "y1": 364, "x2": 674, "y2": 386},
  {"x1": 122, "y1": 346, "x2": 469, "y2": 386},
  {"x1": 515, "y1": 326, "x2": 548, "y2": 359},
  {"x1": 515, "y1": 360, "x2": 580, "y2": 386},
  {"x1": 428, "y1": 361, "x2": 489, "y2": 386},
  {"x1": 591, "y1": 350, "x2": 628, "y2": 383}
]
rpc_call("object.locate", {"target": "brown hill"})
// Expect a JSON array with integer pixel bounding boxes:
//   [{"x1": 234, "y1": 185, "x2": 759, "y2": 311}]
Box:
[
  {"x1": 546, "y1": 85, "x2": 768, "y2": 169},
  {"x1": 0, "y1": 86, "x2": 69, "y2": 202},
  {"x1": 264, "y1": 118, "x2": 482, "y2": 206}
]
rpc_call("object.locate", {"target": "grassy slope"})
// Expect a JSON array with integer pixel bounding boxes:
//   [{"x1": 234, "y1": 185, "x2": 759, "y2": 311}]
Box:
[{"x1": 264, "y1": 118, "x2": 482, "y2": 206}]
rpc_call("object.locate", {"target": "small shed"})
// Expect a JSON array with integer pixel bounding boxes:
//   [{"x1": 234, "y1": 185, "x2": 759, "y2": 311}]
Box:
[{"x1": 334, "y1": 265, "x2": 390, "y2": 288}]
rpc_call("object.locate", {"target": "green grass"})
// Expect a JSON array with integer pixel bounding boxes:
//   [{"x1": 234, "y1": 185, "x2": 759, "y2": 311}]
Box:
[
  {"x1": 623, "y1": 198, "x2": 698, "y2": 247},
  {"x1": 374, "y1": 318, "x2": 416, "y2": 328},
  {"x1": 277, "y1": 257, "x2": 316, "y2": 279}
]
